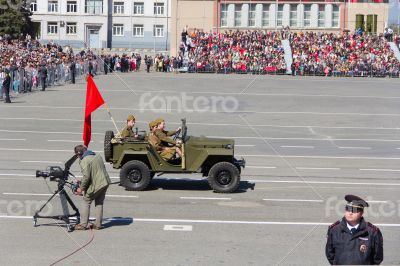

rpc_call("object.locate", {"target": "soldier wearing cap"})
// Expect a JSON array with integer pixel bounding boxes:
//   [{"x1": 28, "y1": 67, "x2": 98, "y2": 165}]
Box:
[
  {"x1": 325, "y1": 195, "x2": 383, "y2": 265},
  {"x1": 152, "y1": 118, "x2": 182, "y2": 160},
  {"x1": 120, "y1": 114, "x2": 138, "y2": 139}
]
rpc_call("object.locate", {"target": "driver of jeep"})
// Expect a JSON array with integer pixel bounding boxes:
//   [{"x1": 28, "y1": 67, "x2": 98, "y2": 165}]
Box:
[{"x1": 151, "y1": 118, "x2": 182, "y2": 161}]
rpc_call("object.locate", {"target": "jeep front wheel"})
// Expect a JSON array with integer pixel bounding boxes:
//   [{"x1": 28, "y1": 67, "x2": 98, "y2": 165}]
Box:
[
  {"x1": 208, "y1": 162, "x2": 240, "y2": 193},
  {"x1": 120, "y1": 160, "x2": 151, "y2": 191}
]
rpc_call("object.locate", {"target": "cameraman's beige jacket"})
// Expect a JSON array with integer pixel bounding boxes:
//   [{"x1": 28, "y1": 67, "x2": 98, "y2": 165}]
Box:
[{"x1": 79, "y1": 153, "x2": 111, "y2": 198}]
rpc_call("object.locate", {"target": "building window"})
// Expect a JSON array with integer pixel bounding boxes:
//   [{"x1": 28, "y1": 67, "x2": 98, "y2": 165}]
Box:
[
  {"x1": 85, "y1": 0, "x2": 103, "y2": 14},
  {"x1": 133, "y1": 24, "x2": 144, "y2": 37},
  {"x1": 66, "y1": 22, "x2": 77, "y2": 35},
  {"x1": 290, "y1": 4, "x2": 297, "y2": 27},
  {"x1": 153, "y1": 24, "x2": 164, "y2": 37},
  {"x1": 220, "y1": 4, "x2": 227, "y2": 27},
  {"x1": 303, "y1": 4, "x2": 311, "y2": 27},
  {"x1": 67, "y1": 1, "x2": 77, "y2": 13},
  {"x1": 113, "y1": 1, "x2": 124, "y2": 14},
  {"x1": 133, "y1": 2, "x2": 144, "y2": 15},
  {"x1": 30, "y1": 0, "x2": 37, "y2": 12},
  {"x1": 234, "y1": 4, "x2": 241, "y2": 27},
  {"x1": 248, "y1": 4, "x2": 256, "y2": 27},
  {"x1": 262, "y1": 4, "x2": 269, "y2": 27},
  {"x1": 277, "y1": 4, "x2": 283, "y2": 27},
  {"x1": 154, "y1": 2, "x2": 164, "y2": 15},
  {"x1": 318, "y1": 5, "x2": 325, "y2": 28},
  {"x1": 332, "y1": 5, "x2": 339, "y2": 27},
  {"x1": 113, "y1": 24, "x2": 124, "y2": 36},
  {"x1": 47, "y1": 22, "x2": 58, "y2": 34},
  {"x1": 48, "y1": 0, "x2": 58, "y2": 12}
]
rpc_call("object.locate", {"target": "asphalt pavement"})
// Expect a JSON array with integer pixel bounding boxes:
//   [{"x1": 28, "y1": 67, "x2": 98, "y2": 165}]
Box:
[{"x1": 0, "y1": 72, "x2": 399, "y2": 265}]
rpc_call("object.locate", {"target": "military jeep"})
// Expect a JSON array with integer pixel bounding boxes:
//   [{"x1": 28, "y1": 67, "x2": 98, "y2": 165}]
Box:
[{"x1": 104, "y1": 119, "x2": 245, "y2": 193}]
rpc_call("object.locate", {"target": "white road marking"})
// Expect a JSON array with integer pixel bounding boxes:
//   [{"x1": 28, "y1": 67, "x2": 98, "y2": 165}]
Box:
[
  {"x1": 47, "y1": 139, "x2": 82, "y2": 143},
  {"x1": 2, "y1": 192, "x2": 138, "y2": 198},
  {"x1": 237, "y1": 154, "x2": 400, "y2": 160},
  {"x1": 0, "y1": 138, "x2": 26, "y2": 141},
  {"x1": 236, "y1": 145, "x2": 255, "y2": 147},
  {"x1": 180, "y1": 197, "x2": 231, "y2": 200},
  {"x1": 295, "y1": 167, "x2": 341, "y2": 170},
  {"x1": 2, "y1": 215, "x2": 400, "y2": 227},
  {"x1": 0, "y1": 148, "x2": 103, "y2": 153},
  {"x1": 263, "y1": 199, "x2": 324, "y2": 203},
  {"x1": 20, "y1": 161, "x2": 62, "y2": 164},
  {"x1": 360, "y1": 168, "x2": 400, "y2": 172},
  {"x1": 247, "y1": 166, "x2": 277, "y2": 169},
  {"x1": 248, "y1": 180, "x2": 400, "y2": 186},
  {"x1": 163, "y1": 225, "x2": 193, "y2": 231},
  {"x1": 339, "y1": 146, "x2": 371, "y2": 150},
  {"x1": 280, "y1": 145, "x2": 314, "y2": 149},
  {"x1": 2, "y1": 117, "x2": 400, "y2": 131}
]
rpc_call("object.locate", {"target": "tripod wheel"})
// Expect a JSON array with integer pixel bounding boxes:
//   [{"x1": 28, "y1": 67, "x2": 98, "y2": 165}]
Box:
[
  {"x1": 33, "y1": 218, "x2": 37, "y2": 227},
  {"x1": 67, "y1": 224, "x2": 73, "y2": 232}
]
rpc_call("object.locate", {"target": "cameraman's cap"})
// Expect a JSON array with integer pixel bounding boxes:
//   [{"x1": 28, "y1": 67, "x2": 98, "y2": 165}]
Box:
[
  {"x1": 345, "y1": 194, "x2": 369, "y2": 211},
  {"x1": 127, "y1": 114, "x2": 135, "y2": 121}
]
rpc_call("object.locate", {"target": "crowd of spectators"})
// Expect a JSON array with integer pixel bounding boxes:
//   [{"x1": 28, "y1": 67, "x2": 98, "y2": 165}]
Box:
[
  {"x1": 289, "y1": 31, "x2": 400, "y2": 77},
  {"x1": 179, "y1": 29, "x2": 287, "y2": 74}
]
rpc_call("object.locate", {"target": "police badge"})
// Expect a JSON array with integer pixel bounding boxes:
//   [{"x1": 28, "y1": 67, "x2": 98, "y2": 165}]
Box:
[{"x1": 360, "y1": 244, "x2": 367, "y2": 253}]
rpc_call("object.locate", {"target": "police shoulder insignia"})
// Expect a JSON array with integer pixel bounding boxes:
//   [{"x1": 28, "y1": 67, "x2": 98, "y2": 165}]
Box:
[
  {"x1": 367, "y1": 222, "x2": 378, "y2": 232},
  {"x1": 329, "y1": 220, "x2": 340, "y2": 230}
]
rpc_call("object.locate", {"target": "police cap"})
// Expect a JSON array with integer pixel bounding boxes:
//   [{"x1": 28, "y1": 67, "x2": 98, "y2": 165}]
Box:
[{"x1": 345, "y1": 194, "x2": 369, "y2": 212}]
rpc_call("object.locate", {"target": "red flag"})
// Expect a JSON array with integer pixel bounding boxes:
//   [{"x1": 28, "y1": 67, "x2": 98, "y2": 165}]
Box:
[{"x1": 83, "y1": 75, "x2": 105, "y2": 146}]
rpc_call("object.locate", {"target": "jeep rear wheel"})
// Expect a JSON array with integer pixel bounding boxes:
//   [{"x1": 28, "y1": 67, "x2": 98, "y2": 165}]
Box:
[
  {"x1": 120, "y1": 160, "x2": 151, "y2": 191},
  {"x1": 208, "y1": 162, "x2": 240, "y2": 193},
  {"x1": 104, "y1": 131, "x2": 114, "y2": 162}
]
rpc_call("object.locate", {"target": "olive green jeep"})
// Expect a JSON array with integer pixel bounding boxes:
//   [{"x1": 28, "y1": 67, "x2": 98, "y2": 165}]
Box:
[{"x1": 104, "y1": 119, "x2": 245, "y2": 193}]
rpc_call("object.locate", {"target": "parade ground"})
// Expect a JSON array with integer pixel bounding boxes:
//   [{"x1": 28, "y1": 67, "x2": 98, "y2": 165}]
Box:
[{"x1": 0, "y1": 72, "x2": 399, "y2": 265}]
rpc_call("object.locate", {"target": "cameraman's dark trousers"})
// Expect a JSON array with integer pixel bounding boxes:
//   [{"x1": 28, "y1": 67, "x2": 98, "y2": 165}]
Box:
[{"x1": 81, "y1": 186, "x2": 108, "y2": 228}]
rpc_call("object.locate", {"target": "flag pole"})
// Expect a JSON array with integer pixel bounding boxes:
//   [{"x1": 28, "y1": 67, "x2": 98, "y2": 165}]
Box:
[{"x1": 104, "y1": 103, "x2": 121, "y2": 136}]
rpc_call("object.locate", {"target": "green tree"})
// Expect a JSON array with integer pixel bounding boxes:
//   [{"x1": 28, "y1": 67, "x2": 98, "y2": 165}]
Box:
[{"x1": 0, "y1": 0, "x2": 33, "y2": 37}]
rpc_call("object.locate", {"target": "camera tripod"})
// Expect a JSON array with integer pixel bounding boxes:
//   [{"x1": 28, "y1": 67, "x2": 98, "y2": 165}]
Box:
[{"x1": 33, "y1": 179, "x2": 80, "y2": 232}]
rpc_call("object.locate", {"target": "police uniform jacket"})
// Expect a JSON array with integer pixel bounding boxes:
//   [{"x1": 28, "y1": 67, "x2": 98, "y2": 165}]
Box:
[{"x1": 325, "y1": 217, "x2": 383, "y2": 265}]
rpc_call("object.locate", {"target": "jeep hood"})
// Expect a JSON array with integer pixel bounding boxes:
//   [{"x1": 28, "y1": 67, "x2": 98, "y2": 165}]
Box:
[{"x1": 187, "y1": 136, "x2": 234, "y2": 148}]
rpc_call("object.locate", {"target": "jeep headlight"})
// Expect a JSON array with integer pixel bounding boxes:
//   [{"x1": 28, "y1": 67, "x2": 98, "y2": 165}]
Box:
[{"x1": 225, "y1": 144, "x2": 233, "y2": 149}]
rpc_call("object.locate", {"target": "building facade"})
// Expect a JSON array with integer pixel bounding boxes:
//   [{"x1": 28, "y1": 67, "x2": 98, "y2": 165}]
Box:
[
  {"x1": 170, "y1": 0, "x2": 392, "y2": 55},
  {"x1": 30, "y1": 0, "x2": 171, "y2": 50}
]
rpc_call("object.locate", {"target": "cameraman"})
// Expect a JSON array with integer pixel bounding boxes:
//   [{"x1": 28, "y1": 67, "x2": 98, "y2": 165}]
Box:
[{"x1": 74, "y1": 145, "x2": 111, "y2": 230}]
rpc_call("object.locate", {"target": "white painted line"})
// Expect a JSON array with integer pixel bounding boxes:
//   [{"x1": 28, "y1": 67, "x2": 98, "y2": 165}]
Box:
[
  {"x1": 247, "y1": 166, "x2": 277, "y2": 169},
  {"x1": 360, "y1": 168, "x2": 400, "y2": 172},
  {"x1": 3, "y1": 192, "x2": 138, "y2": 198},
  {"x1": 236, "y1": 154, "x2": 400, "y2": 160},
  {"x1": 0, "y1": 173, "x2": 35, "y2": 177},
  {"x1": 47, "y1": 139, "x2": 81, "y2": 143},
  {"x1": 295, "y1": 167, "x2": 341, "y2": 170},
  {"x1": 247, "y1": 180, "x2": 400, "y2": 186},
  {"x1": 236, "y1": 145, "x2": 255, "y2": 147},
  {"x1": 263, "y1": 199, "x2": 324, "y2": 203},
  {"x1": 180, "y1": 197, "x2": 231, "y2": 200},
  {"x1": 280, "y1": 146, "x2": 314, "y2": 149},
  {"x1": 20, "y1": 161, "x2": 62, "y2": 164},
  {"x1": 0, "y1": 138, "x2": 26, "y2": 141},
  {"x1": 3, "y1": 215, "x2": 400, "y2": 227},
  {"x1": 164, "y1": 225, "x2": 193, "y2": 231},
  {"x1": 0, "y1": 148, "x2": 103, "y2": 153},
  {"x1": 339, "y1": 147, "x2": 371, "y2": 150},
  {"x1": 368, "y1": 201, "x2": 388, "y2": 203}
]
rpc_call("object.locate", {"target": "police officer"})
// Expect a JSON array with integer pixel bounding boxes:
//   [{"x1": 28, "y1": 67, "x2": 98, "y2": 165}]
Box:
[
  {"x1": 69, "y1": 59, "x2": 76, "y2": 84},
  {"x1": 39, "y1": 63, "x2": 48, "y2": 91},
  {"x1": 2, "y1": 69, "x2": 11, "y2": 103},
  {"x1": 325, "y1": 195, "x2": 383, "y2": 265}
]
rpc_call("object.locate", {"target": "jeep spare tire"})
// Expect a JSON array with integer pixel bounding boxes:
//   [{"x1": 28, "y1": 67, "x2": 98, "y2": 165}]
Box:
[
  {"x1": 120, "y1": 160, "x2": 151, "y2": 191},
  {"x1": 104, "y1": 131, "x2": 114, "y2": 162},
  {"x1": 208, "y1": 162, "x2": 240, "y2": 193}
]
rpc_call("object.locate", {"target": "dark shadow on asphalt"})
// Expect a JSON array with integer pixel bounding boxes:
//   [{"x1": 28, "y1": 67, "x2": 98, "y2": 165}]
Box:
[
  {"x1": 147, "y1": 178, "x2": 255, "y2": 193},
  {"x1": 102, "y1": 217, "x2": 133, "y2": 229}
]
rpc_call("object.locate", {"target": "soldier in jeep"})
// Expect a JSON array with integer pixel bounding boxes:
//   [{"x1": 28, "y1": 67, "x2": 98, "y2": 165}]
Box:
[
  {"x1": 150, "y1": 119, "x2": 182, "y2": 161},
  {"x1": 120, "y1": 114, "x2": 138, "y2": 139}
]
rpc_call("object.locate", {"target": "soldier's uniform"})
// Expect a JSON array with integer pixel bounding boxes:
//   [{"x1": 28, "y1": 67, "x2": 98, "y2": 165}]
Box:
[
  {"x1": 120, "y1": 114, "x2": 136, "y2": 139},
  {"x1": 325, "y1": 195, "x2": 384, "y2": 265},
  {"x1": 149, "y1": 119, "x2": 176, "y2": 161}
]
